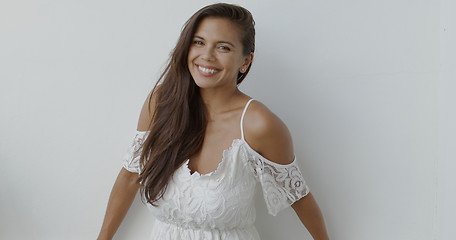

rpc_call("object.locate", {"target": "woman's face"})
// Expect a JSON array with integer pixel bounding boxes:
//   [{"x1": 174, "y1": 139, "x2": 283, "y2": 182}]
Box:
[{"x1": 187, "y1": 17, "x2": 253, "y2": 90}]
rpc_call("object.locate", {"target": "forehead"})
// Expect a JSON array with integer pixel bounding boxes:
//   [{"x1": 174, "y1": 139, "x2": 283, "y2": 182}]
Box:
[{"x1": 194, "y1": 17, "x2": 242, "y2": 42}]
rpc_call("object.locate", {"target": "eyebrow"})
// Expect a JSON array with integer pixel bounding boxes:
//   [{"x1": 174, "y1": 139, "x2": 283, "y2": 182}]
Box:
[{"x1": 194, "y1": 35, "x2": 236, "y2": 48}]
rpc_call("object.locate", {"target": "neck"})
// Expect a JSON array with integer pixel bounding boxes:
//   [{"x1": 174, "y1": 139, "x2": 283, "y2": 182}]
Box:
[{"x1": 200, "y1": 86, "x2": 243, "y2": 121}]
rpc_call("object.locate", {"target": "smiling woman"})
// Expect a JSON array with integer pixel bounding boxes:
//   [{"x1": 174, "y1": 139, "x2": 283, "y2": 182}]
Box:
[
  {"x1": 97, "y1": 3, "x2": 329, "y2": 240},
  {"x1": 188, "y1": 17, "x2": 253, "y2": 90}
]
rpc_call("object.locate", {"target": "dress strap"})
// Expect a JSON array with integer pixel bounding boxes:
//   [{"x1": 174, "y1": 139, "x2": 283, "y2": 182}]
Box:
[{"x1": 240, "y1": 98, "x2": 255, "y2": 141}]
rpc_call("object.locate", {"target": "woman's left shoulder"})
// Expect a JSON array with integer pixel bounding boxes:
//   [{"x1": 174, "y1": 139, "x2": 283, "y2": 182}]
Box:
[{"x1": 243, "y1": 100, "x2": 295, "y2": 164}]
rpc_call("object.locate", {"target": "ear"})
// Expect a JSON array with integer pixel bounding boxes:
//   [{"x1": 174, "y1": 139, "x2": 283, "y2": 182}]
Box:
[{"x1": 240, "y1": 52, "x2": 254, "y2": 73}]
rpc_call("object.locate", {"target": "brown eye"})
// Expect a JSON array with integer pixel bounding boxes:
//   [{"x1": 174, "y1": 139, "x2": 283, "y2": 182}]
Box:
[
  {"x1": 218, "y1": 45, "x2": 230, "y2": 51},
  {"x1": 192, "y1": 40, "x2": 204, "y2": 45}
]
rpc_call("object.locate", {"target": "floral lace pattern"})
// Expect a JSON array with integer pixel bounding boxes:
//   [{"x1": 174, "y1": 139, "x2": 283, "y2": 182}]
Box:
[
  {"x1": 122, "y1": 130, "x2": 310, "y2": 239},
  {"x1": 122, "y1": 131, "x2": 148, "y2": 173},
  {"x1": 246, "y1": 149, "x2": 310, "y2": 216}
]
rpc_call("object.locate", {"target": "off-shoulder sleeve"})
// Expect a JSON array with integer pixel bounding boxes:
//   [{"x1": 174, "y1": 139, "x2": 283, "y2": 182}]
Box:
[
  {"x1": 122, "y1": 131, "x2": 149, "y2": 173},
  {"x1": 248, "y1": 150, "x2": 310, "y2": 216}
]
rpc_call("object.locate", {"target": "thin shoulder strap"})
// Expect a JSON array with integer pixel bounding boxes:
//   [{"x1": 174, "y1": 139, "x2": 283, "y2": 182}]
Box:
[{"x1": 240, "y1": 98, "x2": 255, "y2": 141}]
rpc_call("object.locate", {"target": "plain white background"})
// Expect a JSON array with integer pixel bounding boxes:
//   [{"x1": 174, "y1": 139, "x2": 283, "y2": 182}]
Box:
[{"x1": 1, "y1": 0, "x2": 454, "y2": 239}]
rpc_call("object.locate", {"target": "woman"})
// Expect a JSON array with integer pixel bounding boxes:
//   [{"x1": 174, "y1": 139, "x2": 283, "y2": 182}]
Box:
[{"x1": 98, "y1": 3, "x2": 329, "y2": 240}]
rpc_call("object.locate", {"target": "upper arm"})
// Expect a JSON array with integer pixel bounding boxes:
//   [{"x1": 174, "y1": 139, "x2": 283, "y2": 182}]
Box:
[
  {"x1": 136, "y1": 86, "x2": 159, "y2": 131},
  {"x1": 119, "y1": 166, "x2": 140, "y2": 185},
  {"x1": 243, "y1": 101, "x2": 295, "y2": 165}
]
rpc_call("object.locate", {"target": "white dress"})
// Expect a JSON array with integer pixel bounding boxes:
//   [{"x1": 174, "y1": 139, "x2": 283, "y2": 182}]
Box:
[{"x1": 122, "y1": 99, "x2": 310, "y2": 240}]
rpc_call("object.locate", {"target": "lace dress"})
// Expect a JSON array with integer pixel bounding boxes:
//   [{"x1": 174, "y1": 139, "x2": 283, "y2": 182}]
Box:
[{"x1": 122, "y1": 99, "x2": 310, "y2": 240}]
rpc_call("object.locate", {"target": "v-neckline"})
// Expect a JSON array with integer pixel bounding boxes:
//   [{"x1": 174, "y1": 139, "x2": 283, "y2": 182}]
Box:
[
  {"x1": 184, "y1": 138, "x2": 244, "y2": 178},
  {"x1": 181, "y1": 98, "x2": 254, "y2": 178}
]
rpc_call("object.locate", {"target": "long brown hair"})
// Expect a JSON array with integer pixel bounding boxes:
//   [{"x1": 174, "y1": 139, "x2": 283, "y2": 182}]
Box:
[{"x1": 137, "y1": 3, "x2": 255, "y2": 206}]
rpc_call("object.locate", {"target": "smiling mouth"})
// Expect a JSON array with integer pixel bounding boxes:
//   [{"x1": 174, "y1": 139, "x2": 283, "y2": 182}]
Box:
[{"x1": 196, "y1": 64, "x2": 220, "y2": 75}]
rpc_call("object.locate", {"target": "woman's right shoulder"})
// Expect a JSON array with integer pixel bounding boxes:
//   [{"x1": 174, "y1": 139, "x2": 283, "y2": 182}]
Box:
[{"x1": 137, "y1": 85, "x2": 161, "y2": 131}]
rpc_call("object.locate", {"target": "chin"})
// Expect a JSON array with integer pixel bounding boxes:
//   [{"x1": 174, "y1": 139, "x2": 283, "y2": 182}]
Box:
[
  {"x1": 193, "y1": 78, "x2": 215, "y2": 89},
  {"x1": 190, "y1": 72, "x2": 216, "y2": 89}
]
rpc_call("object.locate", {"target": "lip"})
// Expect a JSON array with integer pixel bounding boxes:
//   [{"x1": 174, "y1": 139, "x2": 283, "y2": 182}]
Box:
[{"x1": 195, "y1": 64, "x2": 221, "y2": 77}]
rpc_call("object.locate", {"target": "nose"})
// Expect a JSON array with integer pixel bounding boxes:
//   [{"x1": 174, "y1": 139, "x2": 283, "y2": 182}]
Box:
[{"x1": 201, "y1": 46, "x2": 216, "y2": 61}]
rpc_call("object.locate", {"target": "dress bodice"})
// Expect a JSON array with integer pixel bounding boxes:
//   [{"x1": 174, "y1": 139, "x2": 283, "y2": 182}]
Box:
[{"x1": 122, "y1": 99, "x2": 310, "y2": 239}]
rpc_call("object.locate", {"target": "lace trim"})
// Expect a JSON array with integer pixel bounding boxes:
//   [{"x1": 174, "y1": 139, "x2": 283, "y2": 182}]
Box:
[
  {"x1": 184, "y1": 138, "x2": 244, "y2": 178},
  {"x1": 122, "y1": 131, "x2": 149, "y2": 173},
  {"x1": 245, "y1": 144, "x2": 310, "y2": 216}
]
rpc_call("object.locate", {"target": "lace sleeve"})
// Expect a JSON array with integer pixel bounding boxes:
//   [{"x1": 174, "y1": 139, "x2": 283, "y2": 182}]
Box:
[
  {"x1": 249, "y1": 152, "x2": 310, "y2": 216},
  {"x1": 122, "y1": 131, "x2": 149, "y2": 173}
]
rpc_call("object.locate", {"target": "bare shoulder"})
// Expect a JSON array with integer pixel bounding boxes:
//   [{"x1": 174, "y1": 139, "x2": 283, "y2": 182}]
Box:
[
  {"x1": 243, "y1": 100, "x2": 295, "y2": 165},
  {"x1": 137, "y1": 85, "x2": 160, "y2": 131}
]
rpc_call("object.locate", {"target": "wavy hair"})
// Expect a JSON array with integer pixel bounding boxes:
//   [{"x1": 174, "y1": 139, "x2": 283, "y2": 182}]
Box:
[{"x1": 137, "y1": 3, "x2": 255, "y2": 206}]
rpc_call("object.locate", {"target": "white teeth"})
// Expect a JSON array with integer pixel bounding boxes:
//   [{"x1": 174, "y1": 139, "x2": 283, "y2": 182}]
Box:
[{"x1": 198, "y1": 65, "x2": 218, "y2": 74}]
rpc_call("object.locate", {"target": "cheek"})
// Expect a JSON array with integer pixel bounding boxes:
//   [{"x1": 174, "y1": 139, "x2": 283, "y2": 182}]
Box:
[
  {"x1": 187, "y1": 47, "x2": 197, "y2": 62},
  {"x1": 221, "y1": 54, "x2": 240, "y2": 68}
]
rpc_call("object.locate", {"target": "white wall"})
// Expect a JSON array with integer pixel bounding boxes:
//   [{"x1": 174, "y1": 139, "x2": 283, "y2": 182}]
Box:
[
  {"x1": 0, "y1": 0, "x2": 451, "y2": 239},
  {"x1": 436, "y1": 0, "x2": 456, "y2": 239}
]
